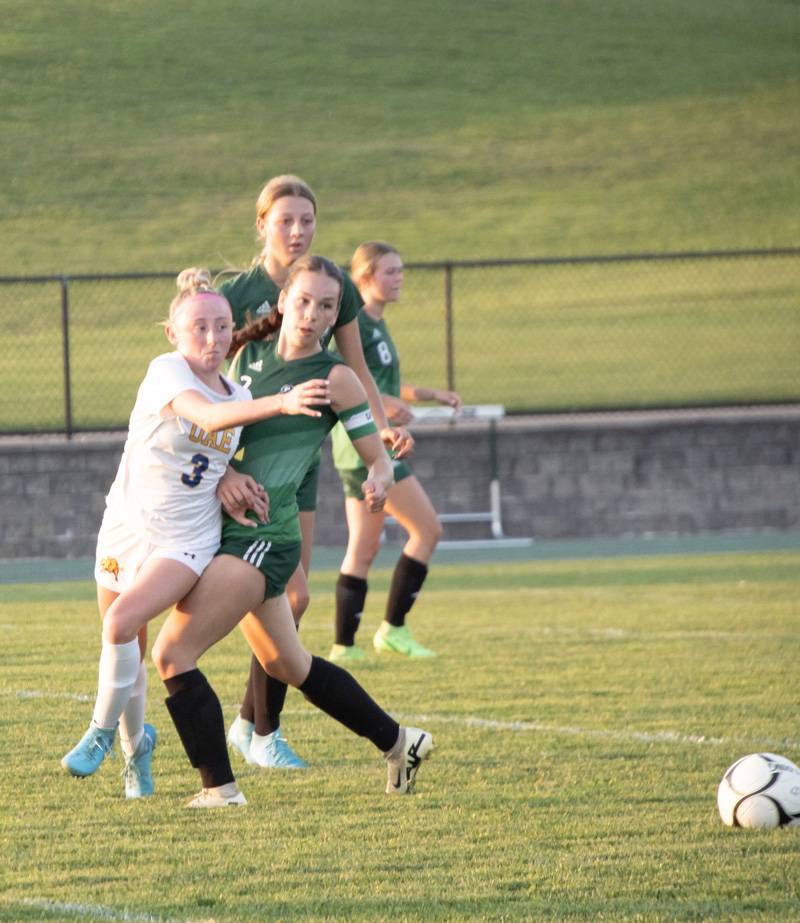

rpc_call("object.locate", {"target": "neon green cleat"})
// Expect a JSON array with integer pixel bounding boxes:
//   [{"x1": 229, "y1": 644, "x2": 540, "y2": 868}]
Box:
[
  {"x1": 329, "y1": 643, "x2": 367, "y2": 664},
  {"x1": 373, "y1": 623, "x2": 436, "y2": 658}
]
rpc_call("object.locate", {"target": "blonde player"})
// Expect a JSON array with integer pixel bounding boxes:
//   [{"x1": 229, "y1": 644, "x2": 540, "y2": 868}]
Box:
[
  {"x1": 330, "y1": 242, "x2": 460, "y2": 662},
  {"x1": 60, "y1": 268, "x2": 330, "y2": 798}
]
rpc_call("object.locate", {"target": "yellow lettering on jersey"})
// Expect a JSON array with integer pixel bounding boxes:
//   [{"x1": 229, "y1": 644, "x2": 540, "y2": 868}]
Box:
[{"x1": 188, "y1": 424, "x2": 235, "y2": 454}]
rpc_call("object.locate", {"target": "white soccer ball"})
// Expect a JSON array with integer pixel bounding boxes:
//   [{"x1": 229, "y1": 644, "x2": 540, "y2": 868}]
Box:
[{"x1": 717, "y1": 752, "x2": 800, "y2": 829}]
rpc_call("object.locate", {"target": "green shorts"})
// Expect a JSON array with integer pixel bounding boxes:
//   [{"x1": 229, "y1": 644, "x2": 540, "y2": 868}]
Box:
[
  {"x1": 296, "y1": 451, "x2": 321, "y2": 513},
  {"x1": 217, "y1": 538, "x2": 302, "y2": 599},
  {"x1": 337, "y1": 459, "x2": 412, "y2": 500}
]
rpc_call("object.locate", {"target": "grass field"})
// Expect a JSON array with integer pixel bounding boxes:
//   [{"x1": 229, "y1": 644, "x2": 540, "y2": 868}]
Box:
[
  {"x1": 1, "y1": 0, "x2": 798, "y2": 275},
  {"x1": 2, "y1": 547, "x2": 799, "y2": 921},
  {"x1": 2, "y1": 1, "x2": 799, "y2": 426}
]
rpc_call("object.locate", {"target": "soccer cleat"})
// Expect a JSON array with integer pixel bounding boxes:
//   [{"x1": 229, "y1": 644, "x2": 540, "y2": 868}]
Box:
[
  {"x1": 61, "y1": 723, "x2": 116, "y2": 777},
  {"x1": 186, "y1": 783, "x2": 247, "y2": 808},
  {"x1": 373, "y1": 623, "x2": 437, "y2": 659},
  {"x1": 248, "y1": 728, "x2": 308, "y2": 769},
  {"x1": 227, "y1": 715, "x2": 256, "y2": 765},
  {"x1": 329, "y1": 643, "x2": 367, "y2": 664},
  {"x1": 385, "y1": 726, "x2": 433, "y2": 795},
  {"x1": 122, "y1": 723, "x2": 157, "y2": 799}
]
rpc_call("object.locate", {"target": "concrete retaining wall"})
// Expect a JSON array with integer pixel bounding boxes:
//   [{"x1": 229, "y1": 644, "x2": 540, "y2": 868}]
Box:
[{"x1": 1, "y1": 406, "x2": 798, "y2": 559}]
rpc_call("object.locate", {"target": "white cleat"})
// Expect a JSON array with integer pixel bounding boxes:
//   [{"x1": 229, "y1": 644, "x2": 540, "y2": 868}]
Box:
[
  {"x1": 385, "y1": 727, "x2": 433, "y2": 795},
  {"x1": 186, "y1": 783, "x2": 247, "y2": 808}
]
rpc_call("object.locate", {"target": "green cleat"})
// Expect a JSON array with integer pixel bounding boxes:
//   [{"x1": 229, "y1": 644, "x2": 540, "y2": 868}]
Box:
[
  {"x1": 329, "y1": 643, "x2": 367, "y2": 664},
  {"x1": 373, "y1": 623, "x2": 436, "y2": 659}
]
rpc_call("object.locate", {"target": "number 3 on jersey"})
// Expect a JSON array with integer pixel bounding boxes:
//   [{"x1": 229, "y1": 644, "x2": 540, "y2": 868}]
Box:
[{"x1": 182, "y1": 453, "x2": 209, "y2": 487}]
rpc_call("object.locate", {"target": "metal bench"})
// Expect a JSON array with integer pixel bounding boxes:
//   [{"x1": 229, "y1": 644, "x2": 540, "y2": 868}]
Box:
[{"x1": 385, "y1": 404, "x2": 533, "y2": 550}]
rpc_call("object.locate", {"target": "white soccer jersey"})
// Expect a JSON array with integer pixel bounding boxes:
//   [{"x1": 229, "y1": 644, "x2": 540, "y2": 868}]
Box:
[{"x1": 101, "y1": 352, "x2": 251, "y2": 549}]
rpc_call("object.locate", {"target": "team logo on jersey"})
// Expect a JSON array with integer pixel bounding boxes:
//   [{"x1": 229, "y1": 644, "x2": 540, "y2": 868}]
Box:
[
  {"x1": 255, "y1": 300, "x2": 272, "y2": 316},
  {"x1": 248, "y1": 360, "x2": 263, "y2": 372},
  {"x1": 100, "y1": 557, "x2": 121, "y2": 581},
  {"x1": 372, "y1": 328, "x2": 381, "y2": 340},
  {"x1": 279, "y1": 384, "x2": 294, "y2": 394}
]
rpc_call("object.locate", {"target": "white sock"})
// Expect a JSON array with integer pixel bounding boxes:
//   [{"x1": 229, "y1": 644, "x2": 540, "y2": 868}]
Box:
[
  {"x1": 119, "y1": 661, "x2": 147, "y2": 758},
  {"x1": 91, "y1": 638, "x2": 142, "y2": 731}
]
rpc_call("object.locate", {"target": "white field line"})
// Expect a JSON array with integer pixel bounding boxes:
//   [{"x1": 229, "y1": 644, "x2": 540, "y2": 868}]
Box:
[
  {"x1": 9, "y1": 687, "x2": 798, "y2": 753},
  {"x1": 9, "y1": 688, "x2": 93, "y2": 702},
  {"x1": 392, "y1": 712, "x2": 799, "y2": 751},
  {"x1": 12, "y1": 898, "x2": 217, "y2": 923}
]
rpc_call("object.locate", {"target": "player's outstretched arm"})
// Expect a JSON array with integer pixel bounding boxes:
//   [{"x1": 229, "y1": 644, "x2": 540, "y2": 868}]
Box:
[
  {"x1": 401, "y1": 382, "x2": 462, "y2": 412},
  {"x1": 169, "y1": 379, "x2": 331, "y2": 433}
]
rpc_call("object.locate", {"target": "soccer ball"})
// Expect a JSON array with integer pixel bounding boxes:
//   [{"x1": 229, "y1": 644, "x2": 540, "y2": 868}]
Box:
[{"x1": 717, "y1": 752, "x2": 800, "y2": 828}]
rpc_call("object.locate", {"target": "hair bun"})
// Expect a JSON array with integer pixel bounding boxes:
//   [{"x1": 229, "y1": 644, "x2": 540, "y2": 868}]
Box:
[{"x1": 176, "y1": 266, "x2": 213, "y2": 295}]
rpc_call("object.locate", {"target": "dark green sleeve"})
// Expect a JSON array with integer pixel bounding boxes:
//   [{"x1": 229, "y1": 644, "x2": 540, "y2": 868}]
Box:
[
  {"x1": 334, "y1": 271, "x2": 363, "y2": 329},
  {"x1": 218, "y1": 275, "x2": 249, "y2": 330}
]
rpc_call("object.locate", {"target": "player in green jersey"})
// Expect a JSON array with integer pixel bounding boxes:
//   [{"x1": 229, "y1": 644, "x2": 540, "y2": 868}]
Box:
[
  {"x1": 219, "y1": 176, "x2": 415, "y2": 769},
  {"x1": 151, "y1": 256, "x2": 433, "y2": 806},
  {"x1": 330, "y1": 242, "x2": 461, "y2": 663}
]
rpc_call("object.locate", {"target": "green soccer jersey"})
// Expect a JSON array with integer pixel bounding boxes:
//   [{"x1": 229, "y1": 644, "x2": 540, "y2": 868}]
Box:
[
  {"x1": 331, "y1": 310, "x2": 400, "y2": 471},
  {"x1": 224, "y1": 339, "x2": 376, "y2": 545},
  {"x1": 218, "y1": 263, "x2": 363, "y2": 346}
]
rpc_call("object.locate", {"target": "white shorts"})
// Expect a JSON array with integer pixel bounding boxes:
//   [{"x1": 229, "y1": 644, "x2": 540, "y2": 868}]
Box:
[{"x1": 94, "y1": 517, "x2": 218, "y2": 593}]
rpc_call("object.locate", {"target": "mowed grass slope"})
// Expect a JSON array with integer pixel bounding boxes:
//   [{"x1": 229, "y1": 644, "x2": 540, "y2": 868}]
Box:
[
  {"x1": 1, "y1": 551, "x2": 799, "y2": 922},
  {"x1": 1, "y1": 0, "x2": 798, "y2": 276}
]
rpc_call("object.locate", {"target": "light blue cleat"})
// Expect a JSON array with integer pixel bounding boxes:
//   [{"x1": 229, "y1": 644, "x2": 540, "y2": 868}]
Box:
[
  {"x1": 122, "y1": 723, "x2": 157, "y2": 799},
  {"x1": 249, "y1": 728, "x2": 308, "y2": 769},
  {"x1": 227, "y1": 715, "x2": 256, "y2": 765},
  {"x1": 61, "y1": 723, "x2": 116, "y2": 777}
]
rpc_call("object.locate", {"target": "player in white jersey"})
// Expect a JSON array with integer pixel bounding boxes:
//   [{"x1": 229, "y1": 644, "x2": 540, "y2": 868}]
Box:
[
  {"x1": 96, "y1": 350, "x2": 250, "y2": 580},
  {"x1": 61, "y1": 267, "x2": 331, "y2": 799}
]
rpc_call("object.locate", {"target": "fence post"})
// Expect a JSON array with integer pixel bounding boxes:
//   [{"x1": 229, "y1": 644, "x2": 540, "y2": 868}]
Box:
[
  {"x1": 444, "y1": 262, "x2": 454, "y2": 392},
  {"x1": 59, "y1": 275, "x2": 73, "y2": 438}
]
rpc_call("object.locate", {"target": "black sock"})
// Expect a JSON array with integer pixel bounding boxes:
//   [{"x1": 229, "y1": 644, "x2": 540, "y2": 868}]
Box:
[
  {"x1": 385, "y1": 554, "x2": 428, "y2": 627},
  {"x1": 238, "y1": 656, "x2": 257, "y2": 725},
  {"x1": 244, "y1": 646, "x2": 290, "y2": 737},
  {"x1": 299, "y1": 655, "x2": 399, "y2": 752},
  {"x1": 260, "y1": 674, "x2": 288, "y2": 737},
  {"x1": 335, "y1": 573, "x2": 368, "y2": 646},
  {"x1": 163, "y1": 669, "x2": 234, "y2": 789}
]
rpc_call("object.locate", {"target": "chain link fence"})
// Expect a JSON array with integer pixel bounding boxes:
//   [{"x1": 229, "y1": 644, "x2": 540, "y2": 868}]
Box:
[{"x1": 1, "y1": 249, "x2": 798, "y2": 435}]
